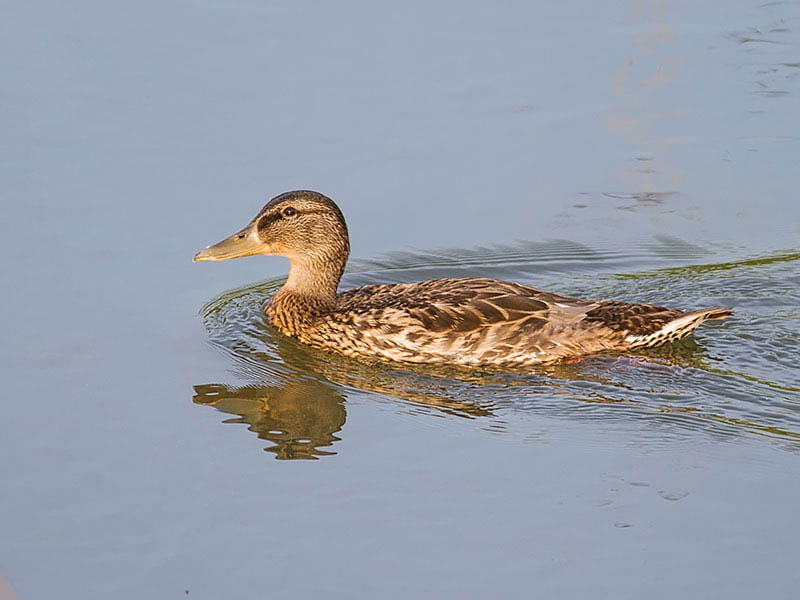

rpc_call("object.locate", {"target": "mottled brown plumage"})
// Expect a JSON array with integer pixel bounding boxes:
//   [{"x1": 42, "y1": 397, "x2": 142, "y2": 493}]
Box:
[{"x1": 195, "y1": 190, "x2": 732, "y2": 367}]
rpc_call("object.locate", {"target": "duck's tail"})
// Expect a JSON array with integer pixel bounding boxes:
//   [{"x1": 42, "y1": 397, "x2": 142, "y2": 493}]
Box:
[{"x1": 626, "y1": 307, "x2": 733, "y2": 349}]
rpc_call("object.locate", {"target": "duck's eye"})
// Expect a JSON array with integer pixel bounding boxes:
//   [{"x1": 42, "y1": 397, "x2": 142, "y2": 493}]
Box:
[{"x1": 282, "y1": 207, "x2": 297, "y2": 217}]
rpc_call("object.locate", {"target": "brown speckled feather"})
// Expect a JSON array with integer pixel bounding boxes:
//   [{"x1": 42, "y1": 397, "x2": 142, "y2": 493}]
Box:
[{"x1": 267, "y1": 278, "x2": 731, "y2": 367}]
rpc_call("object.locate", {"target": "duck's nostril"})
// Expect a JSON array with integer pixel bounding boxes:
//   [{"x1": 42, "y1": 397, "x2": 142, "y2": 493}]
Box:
[{"x1": 236, "y1": 233, "x2": 246, "y2": 239}]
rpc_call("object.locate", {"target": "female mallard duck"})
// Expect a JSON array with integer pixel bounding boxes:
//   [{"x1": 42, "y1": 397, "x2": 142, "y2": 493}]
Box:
[{"x1": 194, "y1": 190, "x2": 731, "y2": 368}]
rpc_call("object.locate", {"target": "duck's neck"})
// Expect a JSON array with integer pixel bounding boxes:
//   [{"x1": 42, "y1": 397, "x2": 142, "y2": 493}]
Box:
[{"x1": 269, "y1": 257, "x2": 344, "y2": 336}]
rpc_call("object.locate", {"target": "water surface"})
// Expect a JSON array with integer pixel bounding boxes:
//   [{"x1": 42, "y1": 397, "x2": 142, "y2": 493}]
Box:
[
  {"x1": 197, "y1": 241, "x2": 800, "y2": 459},
  {"x1": 2, "y1": 0, "x2": 799, "y2": 598}
]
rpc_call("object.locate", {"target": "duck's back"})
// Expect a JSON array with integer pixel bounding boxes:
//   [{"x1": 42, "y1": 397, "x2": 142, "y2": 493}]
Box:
[{"x1": 294, "y1": 278, "x2": 727, "y2": 367}]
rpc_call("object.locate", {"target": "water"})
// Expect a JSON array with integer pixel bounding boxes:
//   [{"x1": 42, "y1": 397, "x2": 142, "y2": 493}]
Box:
[
  {"x1": 198, "y1": 243, "x2": 800, "y2": 460},
  {"x1": 2, "y1": 1, "x2": 799, "y2": 598}
]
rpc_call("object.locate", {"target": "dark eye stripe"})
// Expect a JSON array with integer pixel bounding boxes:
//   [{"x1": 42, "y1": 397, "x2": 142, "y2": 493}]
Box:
[{"x1": 257, "y1": 207, "x2": 331, "y2": 235}]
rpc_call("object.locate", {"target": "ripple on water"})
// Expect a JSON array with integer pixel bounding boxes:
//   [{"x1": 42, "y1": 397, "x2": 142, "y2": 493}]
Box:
[{"x1": 194, "y1": 240, "x2": 800, "y2": 459}]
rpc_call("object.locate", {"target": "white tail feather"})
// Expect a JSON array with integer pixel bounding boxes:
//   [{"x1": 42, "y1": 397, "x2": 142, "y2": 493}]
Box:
[{"x1": 625, "y1": 307, "x2": 732, "y2": 347}]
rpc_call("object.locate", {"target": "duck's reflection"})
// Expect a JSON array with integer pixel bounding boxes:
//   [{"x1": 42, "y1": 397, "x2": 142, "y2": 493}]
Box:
[
  {"x1": 193, "y1": 267, "x2": 800, "y2": 460},
  {"x1": 192, "y1": 311, "x2": 498, "y2": 459},
  {"x1": 191, "y1": 315, "x2": 717, "y2": 460},
  {"x1": 193, "y1": 379, "x2": 346, "y2": 460}
]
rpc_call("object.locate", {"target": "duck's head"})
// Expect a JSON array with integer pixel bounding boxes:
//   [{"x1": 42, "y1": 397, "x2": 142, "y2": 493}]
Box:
[{"x1": 194, "y1": 190, "x2": 350, "y2": 295}]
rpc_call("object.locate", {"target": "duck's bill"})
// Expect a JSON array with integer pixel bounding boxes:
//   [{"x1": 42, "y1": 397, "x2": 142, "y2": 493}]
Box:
[{"x1": 193, "y1": 224, "x2": 265, "y2": 262}]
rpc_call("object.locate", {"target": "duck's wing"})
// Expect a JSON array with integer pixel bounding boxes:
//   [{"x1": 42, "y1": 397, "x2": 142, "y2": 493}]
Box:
[
  {"x1": 337, "y1": 278, "x2": 558, "y2": 328},
  {"x1": 332, "y1": 278, "x2": 731, "y2": 365},
  {"x1": 331, "y1": 278, "x2": 582, "y2": 364}
]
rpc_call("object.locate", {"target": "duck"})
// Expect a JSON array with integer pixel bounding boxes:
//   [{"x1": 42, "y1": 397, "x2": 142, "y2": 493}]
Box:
[{"x1": 194, "y1": 190, "x2": 731, "y2": 368}]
